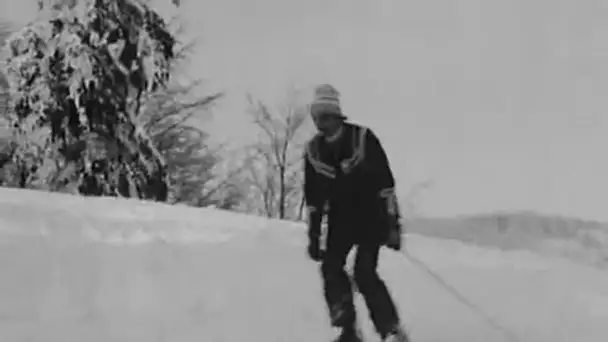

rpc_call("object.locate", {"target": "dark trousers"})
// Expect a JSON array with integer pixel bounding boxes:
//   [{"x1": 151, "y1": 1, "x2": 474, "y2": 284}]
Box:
[{"x1": 320, "y1": 234, "x2": 400, "y2": 337}]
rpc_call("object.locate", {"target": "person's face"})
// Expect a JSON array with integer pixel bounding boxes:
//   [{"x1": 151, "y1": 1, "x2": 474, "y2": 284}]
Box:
[{"x1": 312, "y1": 112, "x2": 343, "y2": 137}]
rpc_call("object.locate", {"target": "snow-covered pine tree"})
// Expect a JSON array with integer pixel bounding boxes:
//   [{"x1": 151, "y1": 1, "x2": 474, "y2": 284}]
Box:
[{"x1": 2, "y1": 0, "x2": 179, "y2": 199}]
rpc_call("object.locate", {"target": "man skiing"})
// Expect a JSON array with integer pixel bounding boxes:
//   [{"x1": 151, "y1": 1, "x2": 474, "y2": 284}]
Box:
[{"x1": 303, "y1": 84, "x2": 409, "y2": 342}]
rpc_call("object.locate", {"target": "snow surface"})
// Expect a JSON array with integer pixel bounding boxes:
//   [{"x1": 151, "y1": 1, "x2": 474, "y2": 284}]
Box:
[{"x1": 1, "y1": 188, "x2": 608, "y2": 342}]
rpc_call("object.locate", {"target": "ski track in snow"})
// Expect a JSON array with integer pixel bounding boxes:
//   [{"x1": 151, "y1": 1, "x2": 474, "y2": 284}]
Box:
[{"x1": 0, "y1": 188, "x2": 607, "y2": 342}]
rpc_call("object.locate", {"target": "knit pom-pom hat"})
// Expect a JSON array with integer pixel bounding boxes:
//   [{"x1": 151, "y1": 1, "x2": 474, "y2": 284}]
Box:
[{"x1": 310, "y1": 84, "x2": 347, "y2": 119}]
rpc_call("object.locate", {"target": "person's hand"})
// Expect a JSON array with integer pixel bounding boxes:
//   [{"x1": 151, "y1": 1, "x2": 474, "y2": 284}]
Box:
[
  {"x1": 307, "y1": 210, "x2": 324, "y2": 261},
  {"x1": 386, "y1": 216, "x2": 402, "y2": 251},
  {"x1": 307, "y1": 238, "x2": 324, "y2": 261}
]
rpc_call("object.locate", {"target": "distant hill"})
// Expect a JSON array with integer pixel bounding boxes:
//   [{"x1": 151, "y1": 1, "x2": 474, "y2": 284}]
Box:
[{"x1": 405, "y1": 211, "x2": 608, "y2": 269}]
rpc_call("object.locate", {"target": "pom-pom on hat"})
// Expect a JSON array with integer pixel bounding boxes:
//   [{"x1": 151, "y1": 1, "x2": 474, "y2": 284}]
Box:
[{"x1": 310, "y1": 84, "x2": 347, "y2": 119}]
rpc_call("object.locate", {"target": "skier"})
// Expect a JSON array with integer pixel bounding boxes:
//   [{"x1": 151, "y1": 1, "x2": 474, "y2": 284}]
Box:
[{"x1": 303, "y1": 84, "x2": 409, "y2": 342}]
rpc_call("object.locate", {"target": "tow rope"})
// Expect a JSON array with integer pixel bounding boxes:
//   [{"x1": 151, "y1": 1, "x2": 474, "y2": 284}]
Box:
[{"x1": 400, "y1": 248, "x2": 524, "y2": 342}]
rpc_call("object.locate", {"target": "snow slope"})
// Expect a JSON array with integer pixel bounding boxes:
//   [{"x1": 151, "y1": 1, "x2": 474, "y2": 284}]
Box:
[{"x1": 1, "y1": 188, "x2": 607, "y2": 342}]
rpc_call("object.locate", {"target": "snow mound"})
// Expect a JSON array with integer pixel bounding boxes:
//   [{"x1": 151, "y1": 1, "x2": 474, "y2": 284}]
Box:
[
  {"x1": 0, "y1": 188, "x2": 298, "y2": 245},
  {"x1": 0, "y1": 188, "x2": 607, "y2": 342}
]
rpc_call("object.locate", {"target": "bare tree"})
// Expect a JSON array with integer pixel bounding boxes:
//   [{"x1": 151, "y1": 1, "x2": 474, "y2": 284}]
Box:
[
  {"x1": 0, "y1": 20, "x2": 13, "y2": 181},
  {"x1": 245, "y1": 88, "x2": 312, "y2": 219},
  {"x1": 0, "y1": 21, "x2": 8, "y2": 114}
]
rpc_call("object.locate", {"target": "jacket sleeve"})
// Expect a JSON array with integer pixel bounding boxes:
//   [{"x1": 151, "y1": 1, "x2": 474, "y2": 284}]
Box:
[
  {"x1": 303, "y1": 147, "x2": 324, "y2": 240},
  {"x1": 365, "y1": 129, "x2": 401, "y2": 219}
]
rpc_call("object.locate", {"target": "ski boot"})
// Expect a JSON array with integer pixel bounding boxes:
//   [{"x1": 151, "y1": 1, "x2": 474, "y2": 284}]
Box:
[
  {"x1": 383, "y1": 325, "x2": 409, "y2": 342},
  {"x1": 332, "y1": 325, "x2": 363, "y2": 342}
]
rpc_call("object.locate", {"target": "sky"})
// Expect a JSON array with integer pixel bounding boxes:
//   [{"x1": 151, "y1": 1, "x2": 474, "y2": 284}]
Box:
[{"x1": 2, "y1": 0, "x2": 608, "y2": 221}]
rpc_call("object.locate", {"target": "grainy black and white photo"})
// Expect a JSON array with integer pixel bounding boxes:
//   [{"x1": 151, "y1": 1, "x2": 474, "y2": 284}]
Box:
[{"x1": 0, "y1": 0, "x2": 607, "y2": 341}]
